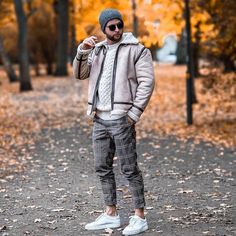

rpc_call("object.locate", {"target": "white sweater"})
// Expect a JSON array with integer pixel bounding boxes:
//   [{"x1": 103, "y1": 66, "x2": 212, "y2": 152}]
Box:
[
  {"x1": 96, "y1": 43, "x2": 118, "y2": 112},
  {"x1": 95, "y1": 41, "x2": 125, "y2": 120}
]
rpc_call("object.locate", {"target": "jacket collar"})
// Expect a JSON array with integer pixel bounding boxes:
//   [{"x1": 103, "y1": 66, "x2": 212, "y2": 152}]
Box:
[{"x1": 96, "y1": 32, "x2": 139, "y2": 48}]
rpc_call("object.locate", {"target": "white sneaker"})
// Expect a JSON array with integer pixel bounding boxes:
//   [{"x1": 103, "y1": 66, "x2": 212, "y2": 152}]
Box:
[
  {"x1": 122, "y1": 215, "x2": 148, "y2": 235},
  {"x1": 85, "y1": 212, "x2": 121, "y2": 230}
]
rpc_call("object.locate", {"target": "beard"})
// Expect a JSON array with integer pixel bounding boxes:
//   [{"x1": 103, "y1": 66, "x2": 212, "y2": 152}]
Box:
[{"x1": 106, "y1": 32, "x2": 123, "y2": 43}]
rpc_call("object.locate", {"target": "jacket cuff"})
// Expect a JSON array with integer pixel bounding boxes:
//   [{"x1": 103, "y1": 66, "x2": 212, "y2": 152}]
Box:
[
  {"x1": 77, "y1": 44, "x2": 92, "y2": 56},
  {"x1": 127, "y1": 109, "x2": 141, "y2": 123}
]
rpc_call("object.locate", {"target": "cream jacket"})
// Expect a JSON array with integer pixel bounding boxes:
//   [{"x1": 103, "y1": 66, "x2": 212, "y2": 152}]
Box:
[{"x1": 73, "y1": 32, "x2": 155, "y2": 122}]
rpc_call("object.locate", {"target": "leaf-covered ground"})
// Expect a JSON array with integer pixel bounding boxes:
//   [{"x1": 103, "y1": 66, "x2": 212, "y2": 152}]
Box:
[
  {"x1": 0, "y1": 64, "x2": 235, "y2": 177},
  {"x1": 143, "y1": 64, "x2": 236, "y2": 147},
  {"x1": 0, "y1": 65, "x2": 236, "y2": 235},
  {"x1": 0, "y1": 106, "x2": 235, "y2": 236}
]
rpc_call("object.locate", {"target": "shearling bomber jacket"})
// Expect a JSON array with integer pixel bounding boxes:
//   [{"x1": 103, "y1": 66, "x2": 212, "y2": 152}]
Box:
[{"x1": 72, "y1": 32, "x2": 155, "y2": 122}]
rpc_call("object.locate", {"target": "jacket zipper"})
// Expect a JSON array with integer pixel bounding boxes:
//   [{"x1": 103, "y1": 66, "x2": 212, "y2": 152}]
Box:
[
  {"x1": 91, "y1": 48, "x2": 107, "y2": 111},
  {"x1": 111, "y1": 44, "x2": 123, "y2": 110},
  {"x1": 77, "y1": 54, "x2": 84, "y2": 79}
]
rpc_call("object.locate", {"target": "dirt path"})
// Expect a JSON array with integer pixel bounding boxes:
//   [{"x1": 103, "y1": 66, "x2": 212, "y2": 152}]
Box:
[{"x1": 1, "y1": 121, "x2": 235, "y2": 236}]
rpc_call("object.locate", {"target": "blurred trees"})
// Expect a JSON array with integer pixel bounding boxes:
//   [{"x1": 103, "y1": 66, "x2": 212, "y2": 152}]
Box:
[
  {"x1": 28, "y1": 1, "x2": 56, "y2": 75},
  {"x1": 54, "y1": 0, "x2": 69, "y2": 76},
  {"x1": 196, "y1": 0, "x2": 236, "y2": 72},
  {"x1": 0, "y1": 0, "x2": 18, "y2": 82},
  {"x1": 13, "y1": 0, "x2": 33, "y2": 91},
  {"x1": 0, "y1": 0, "x2": 235, "y2": 91},
  {"x1": 0, "y1": 35, "x2": 18, "y2": 82},
  {"x1": 72, "y1": 0, "x2": 129, "y2": 42},
  {"x1": 138, "y1": 0, "x2": 236, "y2": 73}
]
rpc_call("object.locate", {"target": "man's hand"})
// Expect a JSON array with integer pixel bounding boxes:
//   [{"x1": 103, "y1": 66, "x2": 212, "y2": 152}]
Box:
[
  {"x1": 127, "y1": 116, "x2": 136, "y2": 125},
  {"x1": 81, "y1": 36, "x2": 98, "y2": 50}
]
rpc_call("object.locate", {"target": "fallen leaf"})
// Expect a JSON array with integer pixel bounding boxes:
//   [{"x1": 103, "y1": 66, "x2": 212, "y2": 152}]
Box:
[{"x1": 34, "y1": 219, "x2": 41, "y2": 223}]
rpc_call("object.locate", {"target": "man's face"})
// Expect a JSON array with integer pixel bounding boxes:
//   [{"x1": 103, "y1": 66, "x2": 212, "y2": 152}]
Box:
[{"x1": 104, "y1": 19, "x2": 124, "y2": 43}]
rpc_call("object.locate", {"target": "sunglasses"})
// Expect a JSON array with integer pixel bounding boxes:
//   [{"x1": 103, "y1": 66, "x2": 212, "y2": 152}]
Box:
[{"x1": 107, "y1": 22, "x2": 124, "y2": 31}]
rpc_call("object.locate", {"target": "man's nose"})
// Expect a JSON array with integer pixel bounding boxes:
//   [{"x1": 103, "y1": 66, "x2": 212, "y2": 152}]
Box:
[{"x1": 114, "y1": 26, "x2": 120, "y2": 32}]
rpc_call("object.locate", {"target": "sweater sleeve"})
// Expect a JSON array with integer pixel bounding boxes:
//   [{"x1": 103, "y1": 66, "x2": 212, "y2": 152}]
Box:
[
  {"x1": 127, "y1": 47, "x2": 155, "y2": 122},
  {"x1": 72, "y1": 44, "x2": 93, "y2": 80}
]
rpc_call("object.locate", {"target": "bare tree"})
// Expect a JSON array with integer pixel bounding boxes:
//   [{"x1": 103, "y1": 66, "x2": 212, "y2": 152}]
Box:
[
  {"x1": 54, "y1": 0, "x2": 69, "y2": 76},
  {"x1": 176, "y1": 29, "x2": 187, "y2": 65},
  {"x1": 131, "y1": 0, "x2": 138, "y2": 37},
  {"x1": 13, "y1": 0, "x2": 32, "y2": 91}
]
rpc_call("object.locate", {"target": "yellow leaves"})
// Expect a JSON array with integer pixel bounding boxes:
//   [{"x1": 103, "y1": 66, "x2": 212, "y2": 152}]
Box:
[
  {"x1": 140, "y1": 35, "x2": 155, "y2": 48},
  {"x1": 73, "y1": 0, "x2": 131, "y2": 42},
  {"x1": 0, "y1": 0, "x2": 223, "y2": 52},
  {"x1": 75, "y1": 25, "x2": 88, "y2": 41},
  {"x1": 73, "y1": 0, "x2": 102, "y2": 41},
  {"x1": 0, "y1": 0, "x2": 234, "y2": 71},
  {"x1": 136, "y1": 0, "x2": 184, "y2": 47}
]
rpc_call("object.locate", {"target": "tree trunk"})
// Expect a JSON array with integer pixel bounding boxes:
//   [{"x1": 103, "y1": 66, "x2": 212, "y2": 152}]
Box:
[
  {"x1": 54, "y1": 0, "x2": 69, "y2": 76},
  {"x1": 70, "y1": 24, "x2": 77, "y2": 65},
  {"x1": 176, "y1": 29, "x2": 197, "y2": 105},
  {"x1": 0, "y1": 35, "x2": 18, "y2": 82},
  {"x1": 14, "y1": 0, "x2": 32, "y2": 91},
  {"x1": 30, "y1": 52, "x2": 40, "y2": 76},
  {"x1": 192, "y1": 43, "x2": 200, "y2": 77},
  {"x1": 131, "y1": 0, "x2": 138, "y2": 37},
  {"x1": 41, "y1": 46, "x2": 54, "y2": 75},
  {"x1": 176, "y1": 29, "x2": 187, "y2": 65},
  {"x1": 34, "y1": 63, "x2": 40, "y2": 76},
  {"x1": 223, "y1": 57, "x2": 236, "y2": 72},
  {"x1": 46, "y1": 61, "x2": 53, "y2": 75},
  {"x1": 149, "y1": 44, "x2": 157, "y2": 61}
]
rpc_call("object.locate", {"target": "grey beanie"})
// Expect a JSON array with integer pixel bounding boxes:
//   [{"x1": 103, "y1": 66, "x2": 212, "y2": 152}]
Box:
[{"x1": 99, "y1": 9, "x2": 123, "y2": 33}]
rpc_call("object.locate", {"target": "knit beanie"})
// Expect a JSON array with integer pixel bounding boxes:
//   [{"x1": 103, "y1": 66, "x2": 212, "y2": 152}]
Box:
[{"x1": 99, "y1": 9, "x2": 123, "y2": 33}]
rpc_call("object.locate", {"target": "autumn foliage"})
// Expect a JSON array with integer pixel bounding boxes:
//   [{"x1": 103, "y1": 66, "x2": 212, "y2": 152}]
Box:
[
  {"x1": 1, "y1": 64, "x2": 236, "y2": 177},
  {"x1": 0, "y1": 0, "x2": 235, "y2": 70}
]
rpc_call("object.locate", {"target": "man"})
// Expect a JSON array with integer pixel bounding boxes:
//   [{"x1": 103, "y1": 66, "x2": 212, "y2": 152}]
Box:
[{"x1": 73, "y1": 8, "x2": 155, "y2": 235}]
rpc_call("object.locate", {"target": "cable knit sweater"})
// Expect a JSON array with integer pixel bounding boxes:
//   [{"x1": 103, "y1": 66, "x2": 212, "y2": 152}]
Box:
[{"x1": 95, "y1": 42, "x2": 120, "y2": 120}]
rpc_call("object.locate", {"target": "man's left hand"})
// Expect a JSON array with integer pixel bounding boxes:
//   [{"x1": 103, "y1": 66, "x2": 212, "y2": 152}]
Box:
[{"x1": 127, "y1": 116, "x2": 135, "y2": 125}]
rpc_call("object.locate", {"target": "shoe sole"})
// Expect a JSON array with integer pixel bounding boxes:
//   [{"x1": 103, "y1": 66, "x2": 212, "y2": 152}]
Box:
[
  {"x1": 122, "y1": 225, "x2": 148, "y2": 235},
  {"x1": 85, "y1": 223, "x2": 121, "y2": 230}
]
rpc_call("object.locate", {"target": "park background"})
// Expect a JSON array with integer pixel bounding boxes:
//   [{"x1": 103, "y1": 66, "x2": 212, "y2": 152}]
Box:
[
  {"x1": 0, "y1": 1, "x2": 236, "y2": 236},
  {"x1": 0, "y1": 0, "x2": 236, "y2": 186}
]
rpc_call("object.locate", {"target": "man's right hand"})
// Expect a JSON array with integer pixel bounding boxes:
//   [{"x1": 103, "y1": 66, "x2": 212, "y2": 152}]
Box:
[{"x1": 81, "y1": 36, "x2": 98, "y2": 50}]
